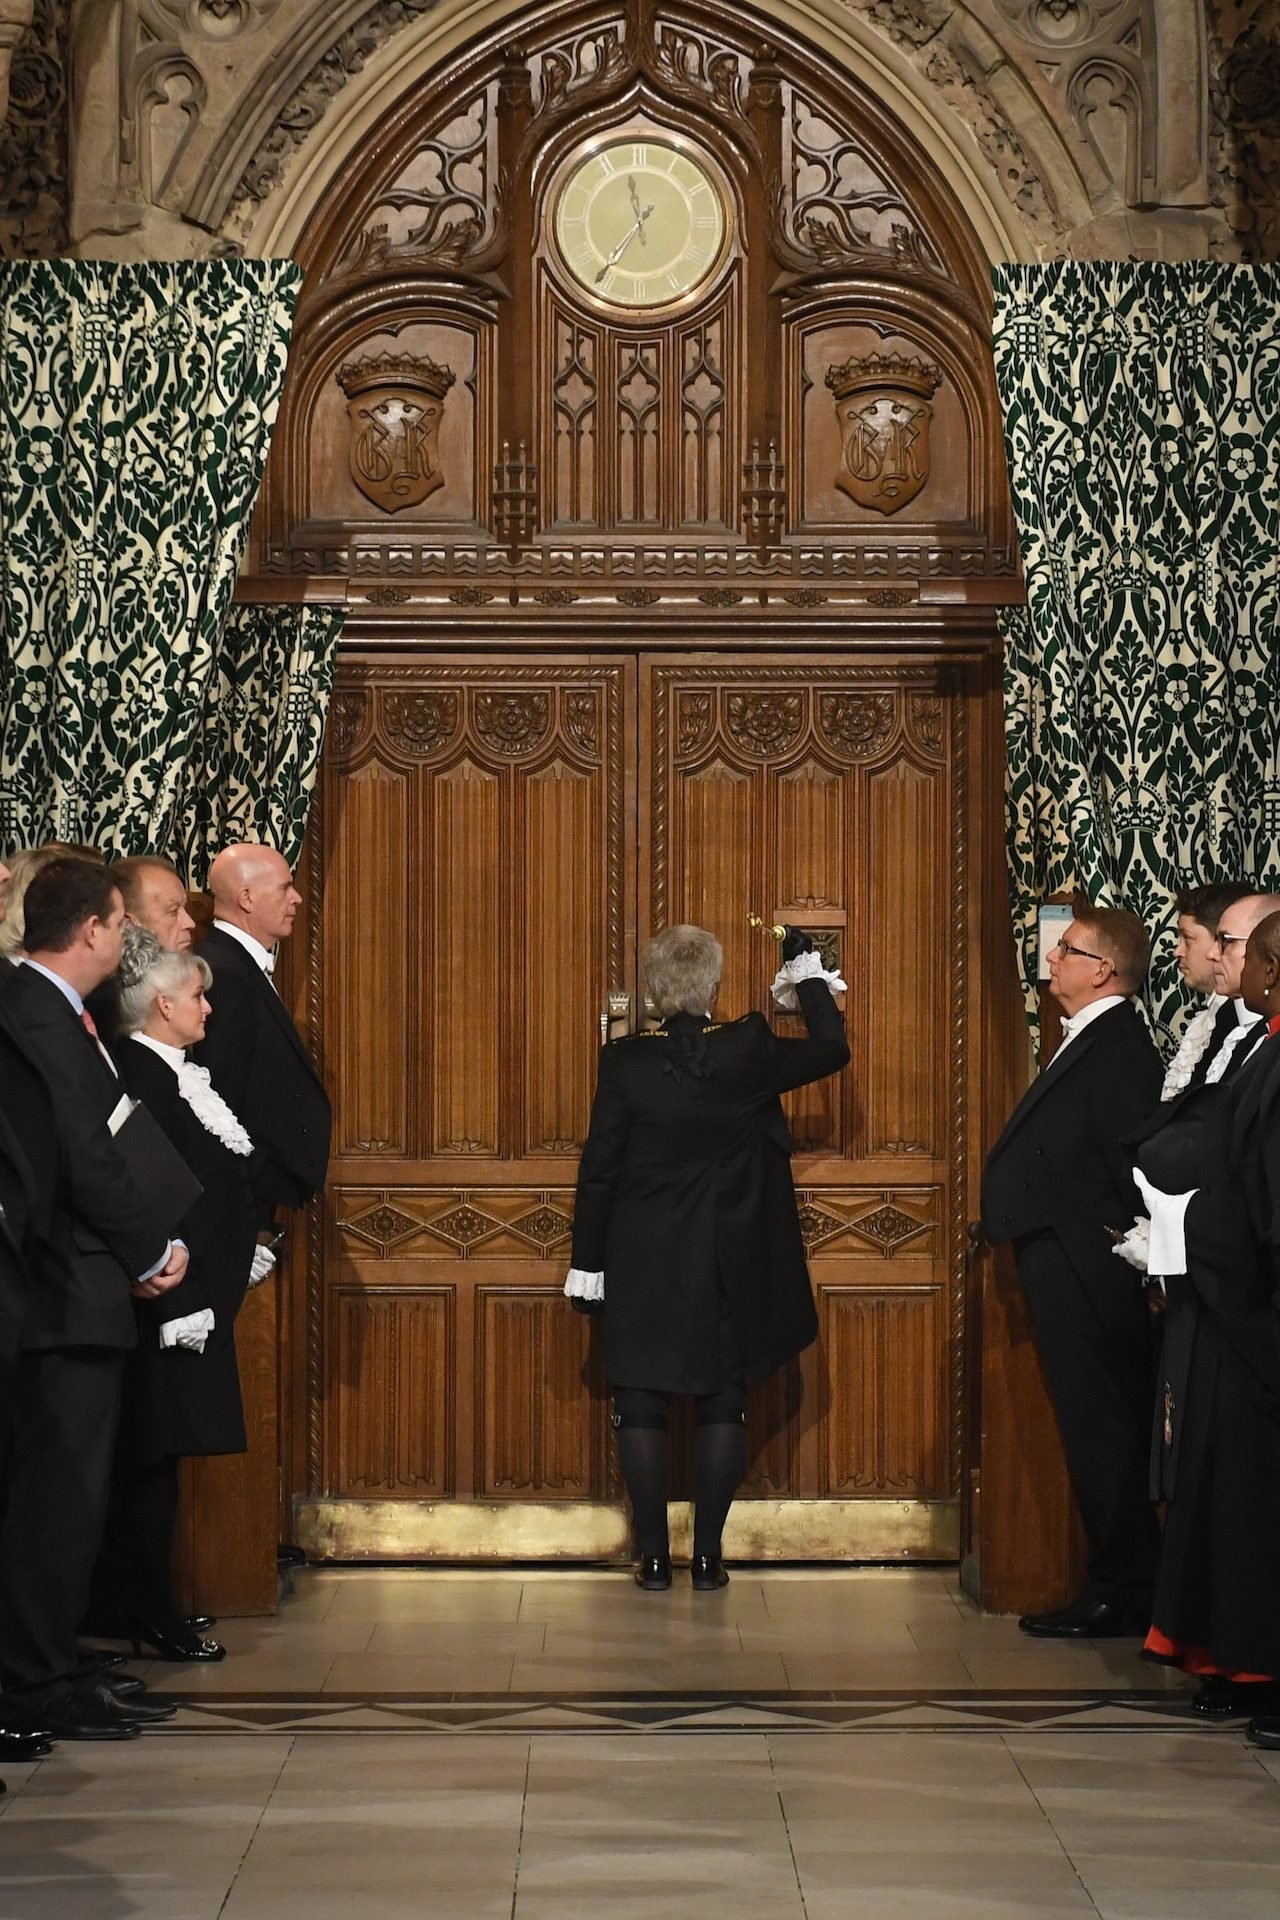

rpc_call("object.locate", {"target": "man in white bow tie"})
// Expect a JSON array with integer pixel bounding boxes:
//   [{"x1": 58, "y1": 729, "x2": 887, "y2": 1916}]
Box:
[{"x1": 980, "y1": 906, "x2": 1163, "y2": 1640}]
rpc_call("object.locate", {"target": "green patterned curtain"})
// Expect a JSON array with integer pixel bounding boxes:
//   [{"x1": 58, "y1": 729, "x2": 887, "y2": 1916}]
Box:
[
  {"x1": 0, "y1": 259, "x2": 339, "y2": 876},
  {"x1": 183, "y1": 603, "x2": 343, "y2": 880},
  {"x1": 992, "y1": 262, "x2": 1280, "y2": 1044}
]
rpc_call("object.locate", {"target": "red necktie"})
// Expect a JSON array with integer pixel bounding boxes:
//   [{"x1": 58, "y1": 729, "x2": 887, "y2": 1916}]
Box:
[{"x1": 80, "y1": 1007, "x2": 100, "y2": 1042}]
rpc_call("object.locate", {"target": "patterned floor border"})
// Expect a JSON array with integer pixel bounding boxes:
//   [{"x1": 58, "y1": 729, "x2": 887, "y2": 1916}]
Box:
[{"x1": 155, "y1": 1689, "x2": 1215, "y2": 1735}]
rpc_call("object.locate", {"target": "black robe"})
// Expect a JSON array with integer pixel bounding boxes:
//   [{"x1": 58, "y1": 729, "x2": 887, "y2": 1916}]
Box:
[
  {"x1": 114, "y1": 1040, "x2": 259, "y2": 1462},
  {"x1": 1139, "y1": 1025, "x2": 1280, "y2": 1676},
  {"x1": 570, "y1": 977, "x2": 849, "y2": 1392}
]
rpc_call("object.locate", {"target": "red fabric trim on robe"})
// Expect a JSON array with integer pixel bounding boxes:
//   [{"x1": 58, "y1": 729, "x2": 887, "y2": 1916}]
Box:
[{"x1": 1144, "y1": 1625, "x2": 1273, "y2": 1683}]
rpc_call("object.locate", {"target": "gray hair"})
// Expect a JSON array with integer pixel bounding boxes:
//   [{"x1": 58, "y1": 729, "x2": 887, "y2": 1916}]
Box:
[
  {"x1": 117, "y1": 927, "x2": 211, "y2": 1036},
  {"x1": 644, "y1": 924, "x2": 723, "y2": 1018}
]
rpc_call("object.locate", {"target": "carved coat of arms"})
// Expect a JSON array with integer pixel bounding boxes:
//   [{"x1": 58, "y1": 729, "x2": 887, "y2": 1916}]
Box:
[
  {"x1": 825, "y1": 352, "x2": 941, "y2": 515},
  {"x1": 335, "y1": 351, "x2": 457, "y2": 513}
]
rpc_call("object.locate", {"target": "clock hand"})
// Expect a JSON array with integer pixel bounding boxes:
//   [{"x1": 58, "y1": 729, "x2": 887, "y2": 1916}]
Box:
[
  {"x1": 628, "y1": 175, "x2": 642, "y2": 223},
  {"x1": 593, "y1": 203, "x2": 659, "y2": 283}
]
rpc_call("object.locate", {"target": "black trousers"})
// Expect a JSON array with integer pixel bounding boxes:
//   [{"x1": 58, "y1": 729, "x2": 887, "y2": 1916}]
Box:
[
  {"x1": 91, "y1": 1453, "x2": 182, "y2": 1627},
  {"x1": 1015, "y1": 1232, "x2": 1159, "y2": 1602},
  {"x1": 0, "y1": 1345, "x2": 124, "y2": 1699}
]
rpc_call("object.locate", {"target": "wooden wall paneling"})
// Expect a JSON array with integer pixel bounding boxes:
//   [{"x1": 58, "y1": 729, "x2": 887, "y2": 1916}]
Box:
[
  {"x1": 860, "y1": 749, "x2": 943, "y2": 1161},
  {"x1": 431, "y1": 756, "x2": 503, "y2": 1156},
  {"x1": 475, "y1": 1286, "x2": 602, "y2": 1497},
  {"x1": 327, "y1": 1284, "x2": 454, "y2": 1497},
  {"x1": 176, "y1": 1278, "x2": 279, "y2": 1617},
  {"x1": 819, "y1": 1283, "x2": 946, "y2": 1496},
  {"x1": 329, "y1": 758, "x2": 412, "y2": 1158}
]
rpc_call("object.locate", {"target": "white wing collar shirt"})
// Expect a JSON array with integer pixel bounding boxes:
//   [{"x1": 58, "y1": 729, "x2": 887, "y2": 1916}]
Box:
[
  {"x1": 1054, "y1": 993, "x2": 1127, "y2": 1056},
  {"x1": 211, "y1": 919, "x2": 276, "y2": 978}
]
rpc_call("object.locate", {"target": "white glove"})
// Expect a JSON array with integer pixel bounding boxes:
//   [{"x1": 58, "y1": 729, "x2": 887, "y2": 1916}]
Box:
[
  {"x1": 159, "y1": 1308, "x2": 215, "y2": 1354},
  {"x1": 563, "y1": 1268, "x2": 604, "y2": 1302},
  {"x1": 1112, "y1": 1216, "x2": 1151, "y2": 1273},
  {"x1": 249, "y1": 1244, "x2": 277, "y2": 1288},
  {"x1": 771, "y1": 949, "x2": 849, "y2": 1013}
]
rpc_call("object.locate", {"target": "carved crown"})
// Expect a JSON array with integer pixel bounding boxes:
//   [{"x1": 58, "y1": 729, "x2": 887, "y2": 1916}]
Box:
[
  {"x1": 824, "y1": 353, "x2": 942, "y2": 403},
  {"x1": 335, "y1": 351, "x2": 457, "y2": 402}
]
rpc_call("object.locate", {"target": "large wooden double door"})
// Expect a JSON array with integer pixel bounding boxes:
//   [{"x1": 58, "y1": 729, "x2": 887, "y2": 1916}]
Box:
[{"x1": 290, "y1": 645, "x2": 978, "y2": 1561}]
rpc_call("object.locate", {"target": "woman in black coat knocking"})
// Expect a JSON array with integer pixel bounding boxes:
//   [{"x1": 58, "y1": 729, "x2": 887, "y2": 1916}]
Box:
[
  {"x1": 93, "y1": 935, "x2": 262, "y2": 1661},
  {"x1": 565, "y1": 923, "x2": 850, "y2": 1590}
]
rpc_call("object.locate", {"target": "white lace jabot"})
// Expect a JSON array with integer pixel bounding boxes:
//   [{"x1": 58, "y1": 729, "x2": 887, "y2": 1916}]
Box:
[{"x1": 130, "y1": 1034, "x2": 254, "y2": 1156}]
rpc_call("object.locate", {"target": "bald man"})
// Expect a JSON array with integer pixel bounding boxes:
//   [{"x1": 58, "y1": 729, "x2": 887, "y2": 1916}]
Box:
[{"x1": 192, "y1": 845, "x2": 331, "y2": 1227}]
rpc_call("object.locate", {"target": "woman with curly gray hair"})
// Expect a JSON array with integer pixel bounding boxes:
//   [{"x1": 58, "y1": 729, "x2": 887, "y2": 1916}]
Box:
[
  {"x1": 87, "y1": 930, "x2": 260, "y2": 1663},
  {"x1": 565, "y1": 922, "x2": 850, "y2": 1591}
]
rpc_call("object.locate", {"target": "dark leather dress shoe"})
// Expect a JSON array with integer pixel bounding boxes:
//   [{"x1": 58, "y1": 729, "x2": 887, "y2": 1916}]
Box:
[
  {"x1": 96, "y1": 1670, "x2": 147, "y2": 1697},
  {"x1": 187, "y1": 1616, "x2": 216, "y2": 1632},
  {"x1": 634, "y1": 1554, "x2": 672, "y2": 1590},
  {"x1": 690, "y1": 1554, "x2": 730, "y2": 1591},
  {"x1": 1248, "y1": 1715, "x2": 1280, "y2": 1749},
  {"x1": 85, "y1": 1682, "x2": 175, "y2": 1724},
  {"x1": 33, "y1": 1691, "x2": 139, "y2": 1741},
  {"x1": 1019, "y1": 1598, "x2": 1145, "y2": 1639},
  {"x1": 1187, "y1": 1676, "x2": 1279, "y2": 1718},
  {"x1": 277, "y1": 1544, "x2": 307, "y2": 1569},
  {"x1": 0, "y1": 1728, "x2": 54, "y2": 1760}
]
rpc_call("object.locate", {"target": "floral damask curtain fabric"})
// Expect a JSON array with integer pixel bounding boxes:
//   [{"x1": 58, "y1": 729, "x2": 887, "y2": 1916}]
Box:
[
  {"x1": 184, "y1": 604, "x2": 343, "y2": 878},
  {"x1": 992, "y1": 262, "x2": 1280, "y2": 1043},
  {"x1": 0, "y1": 259, "x2": 338, "y2": 879}
]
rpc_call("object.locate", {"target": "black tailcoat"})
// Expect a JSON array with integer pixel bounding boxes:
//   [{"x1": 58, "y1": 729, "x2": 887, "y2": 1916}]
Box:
[
  {"x1": 0, "y1": 967, "x2": 170, "y2": 1698},
  {"x1": 0, "y1": 966, "x2": 170, "y2": 1347},
  {"x1": 571, "y1": 976, "x2": 849, "y2": 1392},
  {"x1": 1144, "y1": 1029, "x2": 1280, "y2": 1675},
  {"x1": 192, "y1": 926, "x2": 332, "y2": 1220},
  {"x1": 980, "y1": 998, "x2": 1164, "y2": 1599},
  {"x1": 113, "y1": 1040, "x2": 259, "y2": 1461}
]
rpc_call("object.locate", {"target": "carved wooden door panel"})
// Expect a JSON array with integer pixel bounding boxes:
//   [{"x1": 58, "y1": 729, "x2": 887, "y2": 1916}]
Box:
[
  {"x1": 298, "y1": 657, "x2": 635, "y2": 1560},
  {"x1": 296, "y1": 649, "x2": 965, "y2": 1562},
  {"x1": 641, "y1": 658, "x2": 965, "y2": 1559}
]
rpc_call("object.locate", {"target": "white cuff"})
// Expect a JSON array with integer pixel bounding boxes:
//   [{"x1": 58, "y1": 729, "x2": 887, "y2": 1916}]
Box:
[
  {"x1": 771, "y1": 950, "x2": 849, "y2": 1012},
  {"x1": 564, "y1": 1268, "x2": 604, "y2": 1302},
  {"x1": 1133, "y1": 1171, "x2": 1196, "y2": 1277},
  {"x1": 159, "y1": 1308, "x2": 216, "y2": 1353}
]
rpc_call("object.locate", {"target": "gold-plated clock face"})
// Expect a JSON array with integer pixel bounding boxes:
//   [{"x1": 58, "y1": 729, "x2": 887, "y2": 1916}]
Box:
[{"x1": 553, "y1": 138, "x2": 728, "y2": 310}]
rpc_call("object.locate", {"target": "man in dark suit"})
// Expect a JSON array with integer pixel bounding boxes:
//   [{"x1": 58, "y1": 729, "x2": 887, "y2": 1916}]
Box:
[
  {"x1": 193, "y1": 844, "x2": 331, "y2": 1228},
  {"x1": 1160, "y1": 883, "x2": 1257, "y2": 1100},
  {"x1": 0, "y1": 859, "x2": 188, "y2": 1739},
  {"x1": 981, "y1": 905, "x2": 1163, "y2": 1637},
  {"x1": 87, "y1": 854, "x2": 196, "y2": 1042}
]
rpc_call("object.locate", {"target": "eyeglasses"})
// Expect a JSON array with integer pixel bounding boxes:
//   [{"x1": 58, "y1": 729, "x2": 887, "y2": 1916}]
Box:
[
  {"x1": 1053, "y1": 938, "x2": 1107, "y2": 963},
  {"x1": 1217, "y1": 933, "x2": 1249, "y2": 948}
]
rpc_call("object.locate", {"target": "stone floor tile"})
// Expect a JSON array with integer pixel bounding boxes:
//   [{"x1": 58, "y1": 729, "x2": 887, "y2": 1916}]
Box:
[
  {"x1": 780, "y1": 1650, "x2": 975, "y2": 1690},
  {"x1": 323, "y1": 1575, "x2": 525, "y2": 1624},
  {"x1": 321, "y1": 1651, "x2": 517, "y2": 1693}
]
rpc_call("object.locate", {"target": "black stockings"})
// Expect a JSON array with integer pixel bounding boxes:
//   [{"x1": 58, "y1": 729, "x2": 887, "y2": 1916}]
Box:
[
  {"x1": 692, "y1": 1420, "x2": 747, "y2": 1559},
  {"x1": 612, "y1": 1385, "x2": 748, "y2": 1561}
]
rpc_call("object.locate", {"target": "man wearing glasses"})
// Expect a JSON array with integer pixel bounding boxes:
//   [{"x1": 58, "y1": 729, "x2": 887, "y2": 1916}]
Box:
[
  {"x1": 1200, "y1": 894, "x2": 1280, "y2": 1081},
  {"x1": 981, "y1": 907, "x2": 1162, "y2": 1639}
]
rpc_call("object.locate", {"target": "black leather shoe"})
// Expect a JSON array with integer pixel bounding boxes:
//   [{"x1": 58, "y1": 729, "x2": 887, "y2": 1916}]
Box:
[
  {"x1": 121, "y1": 1619, "x2": 226, "y2": 1663},
  {"x1": 95, "y1": 1670, "x2": 148, "y2": 1699},
  {"x1": 690, "y1": 1554, "x2": 730, "y2": 1591},
  {"x1": 84, "y1": 1682, "x2": 175, "y2": 1725},
  {"x1": 277, "y1": 1544, "x2": 306, "y2": 1569},
  {"x1": 1248, "y1": 1715, "x2": 1280, "y2": 1749},
  {"x1": 32, "y1": 1692, "x2": 139, "y2": 1741},
  {"x1": 187, "y1": 1616, "x2": 216, "y2": 1632},
  {"x1": 634, "y1": 1554, "x2": 672, "y2": 1590},
  {"x1": 1018, "y1": 1597, "x2": 1145, "y2": 1639},
  {"x1": 1187, "y1": 1677, "x2": 1276, "y2": 1718},
  {"x1": 0, "y1": 1728, "x2": 54, "y2": 1760}
]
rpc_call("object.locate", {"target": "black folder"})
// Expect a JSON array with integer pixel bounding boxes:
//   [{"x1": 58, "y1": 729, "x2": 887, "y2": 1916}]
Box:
[{"x1": 112, "y1": 1099, "x2": 203, "y2": 1235}]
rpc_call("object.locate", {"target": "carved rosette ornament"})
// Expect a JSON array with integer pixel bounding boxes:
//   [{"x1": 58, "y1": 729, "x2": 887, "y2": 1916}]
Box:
[
  {"x1": 473, "y1": 692, "x2": 551, "y2": 756},
  {"x1": 825, "y1": 354, "x2": 941, "y2": 515},
  {"x1": 725, "y1": 692, "x2": 804, "y2": 757},
  {"x1": 818, "y1": 692, "x2": 897, "y2": 759},
  {"x1": 335, "y1": 351, "x2": 456, "y2": 514},
  {"x1": 381, "y1": 691, "x2": 459, "y2": 758}
]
